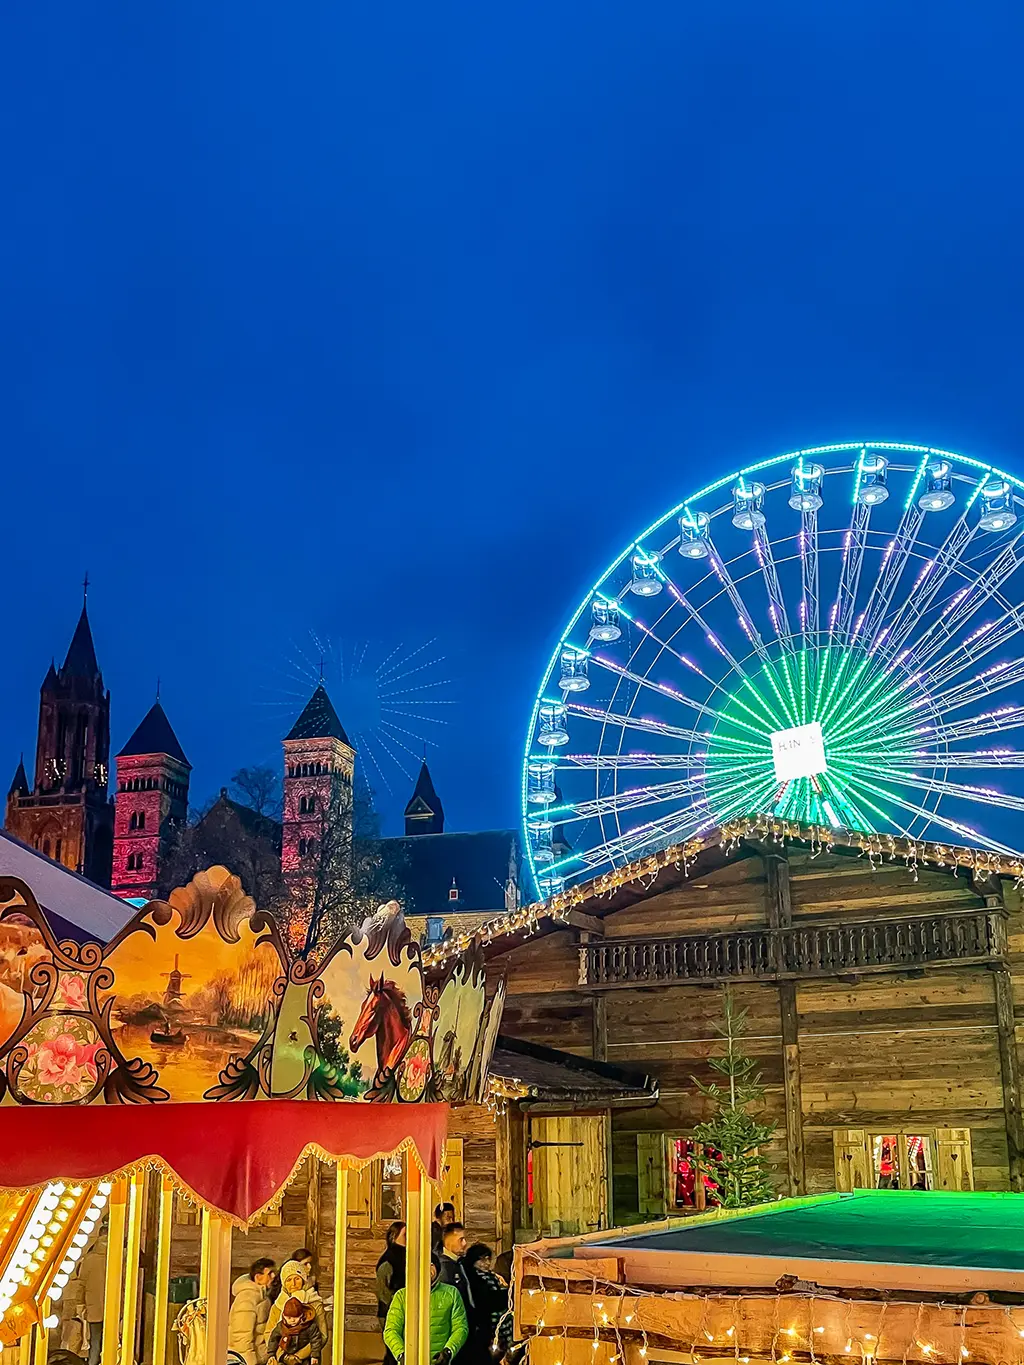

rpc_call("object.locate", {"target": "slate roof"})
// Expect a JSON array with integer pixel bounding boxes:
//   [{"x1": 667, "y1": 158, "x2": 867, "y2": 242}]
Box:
[
  {"x1": 405, "y1": 761, "x2": 444, "y2": 825},
  {"x1": 383, "y1": 829, "x2": 517, "y2": 915},
  {"x1": 117, "y1": 702, "x2": 191, "y2": 766},
  {"x1": 61, "y1": 605, "x2": 100, "y2": 680},
  {"x1": 8, "y1": 759, "x2": 28, "y2": 798},
  {"x1": 489, "y1": 1035, "x2": 657, "y2": 1107},
  {"x1": 205, "y1": 790, "x2": 282, "y2": 848},
  {"x1": 285, "y1": 684, "x2": 352, "y2": 745},
  {"x1": 0, "y1": 828, "x2": 133, "y2": 943}
]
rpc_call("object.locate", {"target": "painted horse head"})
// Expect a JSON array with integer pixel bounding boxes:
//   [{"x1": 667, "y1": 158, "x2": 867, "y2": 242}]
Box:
[{"x1": 349, "y1": 974, "x2": 412, "y2": 1075}]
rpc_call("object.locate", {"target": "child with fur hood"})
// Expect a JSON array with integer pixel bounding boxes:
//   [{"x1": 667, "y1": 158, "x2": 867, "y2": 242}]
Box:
[
  {"x1": 263, "y1": 1261, "x2": 327, "y2": 1361},
  {"x1": 267, "y1": 1299, "x2": 324, "y2": 1365}
]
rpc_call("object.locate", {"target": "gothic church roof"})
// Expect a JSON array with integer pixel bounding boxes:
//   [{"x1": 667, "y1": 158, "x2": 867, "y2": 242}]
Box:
[
  {"x1": 118, "y1": 702, "x2": 191, "y2": 766},
  {"x1": 8, "y1": 758, "x2": 28, "y2": 798},
  {"x1": 60, "y1": 605, "x2": 101, "y2": 680},
  {"x1": 285, "y1": 684, "x2": 352, "y2": 745},
  {"x1": 383, "y1": 829, "x2": 518, "y2": 915}
]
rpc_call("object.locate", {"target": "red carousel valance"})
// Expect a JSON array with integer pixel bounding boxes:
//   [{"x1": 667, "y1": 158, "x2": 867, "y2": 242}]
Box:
[{"x1": 0, "y1": 1099, "x2": 447, "y2": 1226}]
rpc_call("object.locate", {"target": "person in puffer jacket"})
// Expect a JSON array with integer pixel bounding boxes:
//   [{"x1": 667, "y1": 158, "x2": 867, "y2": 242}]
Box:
[
  {"x1": 268, "y1": 1299, "x2": 325, "y2": 1365},
  {"x1": 384, "y1": 1256, "x2": 468, "y2": 1365},
  {"x1": 228, "y1": 1260, "x2": 276, "y2": 1365}
]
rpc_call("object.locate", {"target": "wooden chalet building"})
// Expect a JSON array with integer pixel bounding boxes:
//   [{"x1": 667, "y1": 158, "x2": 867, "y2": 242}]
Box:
[{"x1": 426, "y1": 815, "x2": 1024, "y2": 1240}]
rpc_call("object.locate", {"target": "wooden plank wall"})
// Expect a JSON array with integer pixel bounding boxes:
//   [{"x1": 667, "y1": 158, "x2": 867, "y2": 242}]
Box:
[
  {"x1": 494, "y1": 843, "x2": 1024, "y2": 1224},
  {"x1": 167, "y1": 1104, "x2": 500, "y2": 1335}
]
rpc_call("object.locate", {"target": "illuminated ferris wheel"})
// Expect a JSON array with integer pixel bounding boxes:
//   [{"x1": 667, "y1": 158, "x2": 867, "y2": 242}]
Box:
[{"x1": 522, "y1": 442, "x2": 1024, "y2": 896}]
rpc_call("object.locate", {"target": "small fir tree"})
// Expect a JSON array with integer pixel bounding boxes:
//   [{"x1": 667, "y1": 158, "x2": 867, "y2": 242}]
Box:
[{"x1": 691, "y1": 990, "x2": 776, "y2": 1207}]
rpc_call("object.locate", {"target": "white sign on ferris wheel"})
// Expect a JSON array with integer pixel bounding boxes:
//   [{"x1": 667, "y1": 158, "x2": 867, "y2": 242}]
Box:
[
  {"x1": 770, "y1": 721, "x2": 826, "y2": 784},
  {"x1": 523, "y1": 440, "x2": 1024, "y2": 897}
]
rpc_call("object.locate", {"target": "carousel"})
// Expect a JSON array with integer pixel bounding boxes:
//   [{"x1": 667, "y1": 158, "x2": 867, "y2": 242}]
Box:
[{"x1": 0, "y1": 864, "x2": 502, "y2": 1365}]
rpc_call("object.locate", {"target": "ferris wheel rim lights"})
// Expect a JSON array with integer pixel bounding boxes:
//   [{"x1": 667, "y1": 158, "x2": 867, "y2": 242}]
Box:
[{"x1": 522, "y1": 441, "x2": 1024, "y2": 897}]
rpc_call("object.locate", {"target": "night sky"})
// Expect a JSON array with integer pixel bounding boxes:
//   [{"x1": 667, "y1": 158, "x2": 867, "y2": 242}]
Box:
[{"x1": 3, "y1": 2, "x2": 1024, "y2": 837}]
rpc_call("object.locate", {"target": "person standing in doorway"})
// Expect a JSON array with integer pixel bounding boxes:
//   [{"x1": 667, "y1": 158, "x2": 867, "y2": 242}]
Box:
[
  {"x1": 437, "y1": 1224, "x2": 474, "y2": 1363},
  {"x1": 431, "y1": 1203, "x2": 456, "y2": 1255}
]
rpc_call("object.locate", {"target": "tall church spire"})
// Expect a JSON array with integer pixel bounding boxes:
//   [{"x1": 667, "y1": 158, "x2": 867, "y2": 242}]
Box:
[{"x1": 404, "y1": 760, "x2": 444, "y2": 835}]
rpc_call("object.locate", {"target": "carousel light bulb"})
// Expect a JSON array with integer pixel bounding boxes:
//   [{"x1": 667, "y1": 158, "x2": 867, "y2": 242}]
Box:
[
  {"x1": 52, "y1": 1184, "x2": 65, "y2": 1196},
  {"x1": 43, "y1": 1316, "x2": 59, "y2": 1331},
  {"x1": 857, "y1": 454, "x2": 889, "y2": 505},
  {"x1": 0, "y1": 1297, "x2": 9, "y2": 1311},
  {"x1": 98, "y1": 1184, "x2": 112, "y2": 1196},
  {"x1": 67, "y1": 1246, "x2": 82, "y2": 1261},
  {"x1": 918, "y1": 459, "x2": 955, "y2": 511},
  {"x1": 71, "y1": 1234, "x2": 88, "y2": 1248},
  {"x1": 48, "y1": 1288, "x2": 62, "y2": 1302},
  {"x1": 732, "y1": 480, "x2": 766, "y2": 529},
  {"x1": 630, "y1": 551, "x2": 662, "y2": 596},
  {"x1": 678, "y1": 510, "x2": 711, "y2": 558},
  {"x1": 80, "y1": 1219, "x2": 95, "y2": 1234},
  {"x1": 41, "y1": 1237, "x2": 53, "y2": 1248},
  {"x1": 59, "y1": 1261, "x2": 74, "y2": 1275},
  {"x1": 55, "y1": 1211, "x2": 68, "y2": 1223},
  {"x1": 52, "y1": 1274, "x2": 69, "y2": 1289}
]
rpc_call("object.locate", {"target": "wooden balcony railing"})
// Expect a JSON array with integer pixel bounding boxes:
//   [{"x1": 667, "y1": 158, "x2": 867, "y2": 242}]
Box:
[{"x1": 577, "y1": 909, "x2": 1007, "y2": 989}]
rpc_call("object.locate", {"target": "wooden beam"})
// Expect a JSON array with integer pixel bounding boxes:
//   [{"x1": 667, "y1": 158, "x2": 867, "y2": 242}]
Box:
[
  {"x1": 120, "y1": 1172, "x2": 145, "y2": 1365},
  {"x1": 592, "y1": 993, "x2": 607, "y2": 1062},
  {"x1": 494, "y1": 1110, "x2": 513, "y2": 1253},
  {"x1": 993, "y1": 966, "x2": 1024, "y2": 1190},
  {"x1": 763, "y1": 849, "x2": 805, "y2": 1197},
  {"x1": 306, "y1": 1155, "x2": 321, "y2": 1261},
  {"x1": 203, "y1": 1215, "x2": 232, "y2": 1365},
  {"x1": 568, "y1": 910, "x2": 605, "y2": 935}
]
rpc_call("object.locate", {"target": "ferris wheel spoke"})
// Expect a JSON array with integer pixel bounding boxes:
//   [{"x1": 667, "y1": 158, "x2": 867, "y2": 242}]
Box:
[
  {"x1": 588, "y1": 652, "x2": 778, "y2": 737},
  {"x1": 553, "y1": 753, "x2": 716, "y2": 770},
  {"x1": 563, "y1": 700, "x2": 731, "y2": 748},
  {"x1": 874, "y1": 479, "x2": 987, "y2": 657},
  {"x1": 842, "y1": 759, "x2": 1024, "y2": 826},
  {"x1": 930, "y1": 653, "x2": 1024, "y2": 715},
  {"x1": 857, "y1": 454, "x2": 931, "y2": 642},
  {"x1": 752, "y1": 526, "x2": 795, "y2": 651},
  {"x1": 831, "y1": 763, "x2": 1022, "y2": 856},
  {"x1": 538, "y1": 774, "x2": 718, "y2": 825},
  {"x1": 930, "y1": 705, "x2": 1024, "y2": 744},
  {"x1": 851, "y1": 748, "x2": 1024, "y2": 769},
  {"x1": 906, "y1": 531, "x2": 1024, "y2": 668},
  {"x1": 831, "y1": 498, "x2": 873, "y2": 647},
  {"x1": 919, "y1": 604, "x2": 1024, "y2": 690}
]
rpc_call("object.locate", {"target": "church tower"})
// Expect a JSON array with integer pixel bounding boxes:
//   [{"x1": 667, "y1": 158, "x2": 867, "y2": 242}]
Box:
[
  {"x1": 111, "y1": 700, "x2": 191, "y2": 900},
  {"x1": 281, "y1": 684, "x2": 356, "y2": 938},
  {"x1": 5, "y1": 592, "x2": 114, "y2": 884},
  {"x1": 404, "y1": 760, "x2": 444, "y2": 835}
]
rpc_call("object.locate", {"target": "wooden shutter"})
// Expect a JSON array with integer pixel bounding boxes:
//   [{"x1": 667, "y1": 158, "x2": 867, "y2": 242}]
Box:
[
  {"x1": 441, "y1": 1138, "x2": 464, "y2": 1219},
  {"x1": 637, "y1": 1133, "x2": 666, "y2": 1220},
  {"x1": 935, "y1": 1128, "x2": 974, "y2": 1191},
  {"x1": 833, "y1": 1129, "x2": 870, "y2": 1192},
  {"x1": 530, "y1": 1115, "x2": 608, "y2": 1237},
  {"x1": 347, "y1": 1162, "x2": 373, "y2": 1229}
]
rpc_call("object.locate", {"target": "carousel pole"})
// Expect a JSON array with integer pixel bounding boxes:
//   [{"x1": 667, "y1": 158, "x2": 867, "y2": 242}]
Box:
[
  {"x1": 101, "y1": 1179, "x2": 128, "y2": 1365},
  {"x1": 331, "y1": 1166, "x2": 349, "y2": 1365},
  {"x1": 151, "y1": 1177, "x2": 174, "y2": 1365},
  {"x1": 32, "y1": 1299, "x2": 50, "y2": 1365},
  {"x1": 404, "y1": 1158, "x2": 432, "y2": 1365},
  {"x1": 120, "y1": 1172, "x2": 145, "y2": 1365},
  {"x1": 201, "y1": 1213, "x2": 232, "y2": 1365}
]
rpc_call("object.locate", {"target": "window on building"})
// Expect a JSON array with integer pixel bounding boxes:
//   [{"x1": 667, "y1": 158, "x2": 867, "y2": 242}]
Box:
[
  {"x1": 449, "y1": 885, "x2": 459, "y2": 902},
  {"x1": 834, "y1": 1128, "x2": 972, "y2": 1192},
  {"x1": 42, "y1": 839, "x2": 50, "y2": 857},
  {"x1": 298, "y1": 838, "x2": 307, "y2": 856},
  {"x1": 425, "y1": 916, "x2": 445, "y2": 945},
  {"x1": 54, "y1": 840, "x2": 61, "y2": 862}
]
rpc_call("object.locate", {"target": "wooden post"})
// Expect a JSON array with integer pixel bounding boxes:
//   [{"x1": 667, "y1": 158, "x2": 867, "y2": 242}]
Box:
[
  {"x1": 198, "y1": 1209, "x2": 212, "y2": 1299},
  {"x1": 765, "y1": 851, "x2": 806, "y2": 1198},
  {"x1": 120, "y1": 1172, "x2": 146, "y2": 1365},
  {"x1": 332, "y1": 1167, "x2": 349, "y2": 1365},
  {"x1": 306, "y1": 1156, "x2": 322, "y2": 1265},
  {"x1": 404, "y1": 1158, "x2": 432, "y2": 1365},
  {"x1": 101, "y1": 1179, "x2": 128, "y2": 1365},
  {"x1": 32, "y1": 1299, "x2": 50, "y2": 1365},
  {"x1": 152, "y1": 1177, "x2": 174, "y2": 1365},
  {"x1": 202, "y1": 1214, "x2": 232, "y2": 1365},
  {"x1": 19, "y1": 1327, "x2": 33, "y2": 1365},
  {"x1": 993, "y1": 967, "x2": 1024, "y2": 1190},
  {"x1": 494, "y1": 1110, "x2": 513, "y2": 1252}
]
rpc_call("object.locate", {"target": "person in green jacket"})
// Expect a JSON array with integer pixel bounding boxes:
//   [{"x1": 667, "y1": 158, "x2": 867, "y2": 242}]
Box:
[{"x1": 384, "y1": 1256, "x2": 468, "y2": 1365}]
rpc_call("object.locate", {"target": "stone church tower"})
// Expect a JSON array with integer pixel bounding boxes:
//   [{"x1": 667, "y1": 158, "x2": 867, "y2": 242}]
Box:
[
  {"x1": 111, "y1": 700, "x2": 191, "y2": 900},
  {"x1": 5, "y1": 596, "x2": 114, "y2": 884}
]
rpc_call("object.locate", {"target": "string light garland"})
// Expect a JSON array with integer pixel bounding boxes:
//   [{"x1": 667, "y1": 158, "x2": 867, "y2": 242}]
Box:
[
  {"x1": 424, "y1": 815, "x2": 1024, "y2": 970},
  {"x1": 513, "y1": 1255, "x2": 1024, "y2": 1365}
]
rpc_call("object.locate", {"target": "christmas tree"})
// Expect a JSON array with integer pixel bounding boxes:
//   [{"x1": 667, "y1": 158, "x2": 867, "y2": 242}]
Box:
[{"x1": 692, "y1": 990, "x2": 776, "y2": 1207}]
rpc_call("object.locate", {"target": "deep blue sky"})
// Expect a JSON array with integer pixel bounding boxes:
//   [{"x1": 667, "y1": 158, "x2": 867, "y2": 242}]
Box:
[{"x1": 3, "y1": 1, "x2": 1024, "y2": 836}]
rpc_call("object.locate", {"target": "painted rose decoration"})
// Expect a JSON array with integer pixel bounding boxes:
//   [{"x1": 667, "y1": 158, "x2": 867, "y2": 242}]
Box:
[{"x1": 16, "y1": 1016, "x2": 104, "y2": 1102}]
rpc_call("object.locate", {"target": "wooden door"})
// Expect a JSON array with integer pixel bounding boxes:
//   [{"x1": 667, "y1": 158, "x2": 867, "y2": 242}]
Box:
[
  {"x1": 833, "y1": 1129, "x2": 870, "y2": 1192},
  {"x1": 530, "y1": 1114, "x2": 608, "y2": 1237},
  {"x1": 636, "y1": 1133, "x2": 666, "y2": 1220},
  {"x1": 935, "y1": 1128, "x2": 975, "y2": 1191},
  {"x1": 441, "y1": 1138, "x2": 465, "y2": 1219}
]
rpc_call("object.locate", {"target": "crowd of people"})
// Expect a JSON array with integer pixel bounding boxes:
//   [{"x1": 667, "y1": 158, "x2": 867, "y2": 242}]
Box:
[
  {"x1": 378, "y1": 1204, "x2": 512, "y2": 1365},
  {"x1": 227, "y1": 1248, "x2": 327, "y2": 1365}
]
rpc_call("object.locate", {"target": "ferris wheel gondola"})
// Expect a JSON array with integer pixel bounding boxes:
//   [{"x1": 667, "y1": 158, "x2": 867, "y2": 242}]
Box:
[{"x1": 522, "y1": 443, "x2": 1024, "y2": 896}]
